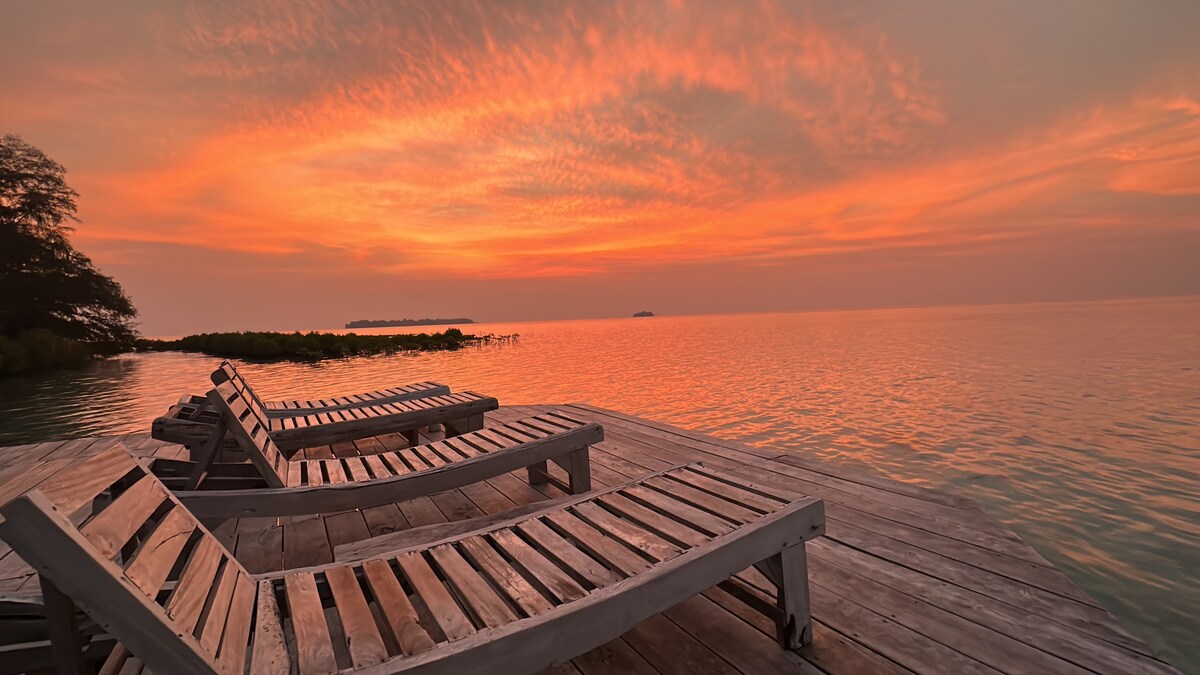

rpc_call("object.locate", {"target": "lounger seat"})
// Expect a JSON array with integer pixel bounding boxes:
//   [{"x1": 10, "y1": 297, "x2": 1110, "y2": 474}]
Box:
[
  {"x1": 152, "y1": 362, "x2": 492, "y2": 452},
  {"x1": 177, "y1": 408, "x2": 602, "y2": 518},
  {"x1": 262, "y1": 382, "x2": 452, "y2": 415},
  {"x1": 0, "y1": 444, "x2": 825, "y2": 675}
]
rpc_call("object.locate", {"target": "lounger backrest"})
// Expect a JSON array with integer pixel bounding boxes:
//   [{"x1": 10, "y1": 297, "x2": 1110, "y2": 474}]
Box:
[
  {"x1": 0, "y1": 444, "x2": 249, "y2": 674},
  {"x1": 211, "y1": 360, "x2": 269, "y2": 412},
  {"x1": 207, "y1": 378, "x2": 290, "y2": 488}
]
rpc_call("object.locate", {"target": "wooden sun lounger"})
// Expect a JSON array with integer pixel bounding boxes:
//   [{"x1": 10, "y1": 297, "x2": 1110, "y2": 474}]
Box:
[
  {"x1": 230, "y1": 361, "x2": 455, "y2": 417},
  {"x1": 176, "y1": 407, "x2": 601, "y2": 518},
  {"x1": 0, "y1": 444, "x2": 825, "y2": 675},
  {"x1": 154, "y1": 362, "x2": 499, "y2": 454}
]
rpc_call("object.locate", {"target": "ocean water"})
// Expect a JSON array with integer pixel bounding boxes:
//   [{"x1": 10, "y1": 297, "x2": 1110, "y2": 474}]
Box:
[{"x1": 0, "y1": 297, "x2": 1196, "y2": 668}]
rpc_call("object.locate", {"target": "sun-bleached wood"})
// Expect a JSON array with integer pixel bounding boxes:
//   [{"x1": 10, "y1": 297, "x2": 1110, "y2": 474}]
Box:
[
  {"x1": 176, "y1": 418, "x2": 601, "y2": 519},
  {"x1": 1, "y1": 403, "x2": 1175, "y2": 675},
  {"x1": 0, "y1": 444, "x2": 823, "y2": 675},
  {"x1": 151, "y1": 361, "x2": 488, "y2": 452}
]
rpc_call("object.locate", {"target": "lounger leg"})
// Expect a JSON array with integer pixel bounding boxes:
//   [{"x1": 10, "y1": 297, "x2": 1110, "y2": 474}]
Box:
[
  {"x1": 185, "y1": 417, "x2": 227, "y2": 491},
  {"x1": 444, "y1": 413, "x2": 484, "y2": 437},
  {"x1": 754, "y1": 544, "x2": 813, "y2": 649},
  {"x1": 565, "y1": 448, "x2": 591, "y2": 494},
  {"x1": 527, "y1": 460, "x2": 550, "y2": 485},
  {"x1": 40, "y1": 577, "x2": 89, "y2": 674},
  {"x1": 403, "y1": 428, "x2": 421, "y2": 447}
]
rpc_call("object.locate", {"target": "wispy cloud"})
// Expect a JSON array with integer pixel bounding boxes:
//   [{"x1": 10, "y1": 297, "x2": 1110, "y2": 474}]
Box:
[{"x1": 2, "y1": 0, "x2": 1198, "y2": 331}]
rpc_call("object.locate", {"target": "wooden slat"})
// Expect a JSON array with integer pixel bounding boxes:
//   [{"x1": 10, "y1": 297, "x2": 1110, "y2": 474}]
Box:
[
  {"x1": 643, "y1": 476, "x2": 759, "y2": 524},
  {"x1": 216, "y1": 572, "x2": 256, "y2": 673},
  {"x1": 596, "y1": 493, "x2": 710, "y2": 548},
  {"x1": 198, "y1": 563, "x2": 240, "y2": 653},
  {"x1": 514, "y1": 518, "x2": 621, "y2": 589},
  {"x1": 249, "y1": 580, "x2": 289, "y2": 674},
  {"x1": 395, "y1": 551, "x2": 475, "y2": 642},
  {"x1": 572, "y1": 502, "x2": 681, "y2": 563},
  {"x1": 81, "y1": 474, "x2": 168, "y2": 559},
  {"x1": 621, "y1": 484, "x2": 736, "y2": 537},
  {"x1": 670, "y1": 469, "x2": 784, "y2": 514},
  {"x1": 35, "y1": 446, "x2": 137, "y2": 515},
  {"x1": 325, "y1": 566, "x2": 388, "y2": 668},
  {"x1": 544, "y1": 511, "x2": 654, "y2": 578},
  {"x1": 123, "y1": 506, "x2": 196, "y2": 595},
  {"x1": 361, "y1": 559, "x2": 436, "y2": 656},
  {"x1": 459, "y1": 535, "x2": 556, "y2": 616},
  {"x1": 283, "y1": 572, "x2": 337, "y2": 675},
  {"x1": 166, "y1": 538, "x2": 225, "y2": 633},
  {"x1": 429, "y1": 544, "x2": 519, "y2": 628},
  {"x1": 490, "y1": 529, "x2": 587, "y2": 604}
]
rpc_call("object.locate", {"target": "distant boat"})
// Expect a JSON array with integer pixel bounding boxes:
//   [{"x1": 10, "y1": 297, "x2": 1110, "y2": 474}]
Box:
[{"x1": 632, "y1": 311, "x2": 655, "y2": 318}]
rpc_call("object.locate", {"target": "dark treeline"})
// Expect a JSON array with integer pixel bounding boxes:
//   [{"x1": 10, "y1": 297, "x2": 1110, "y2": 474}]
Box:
[
  {"x1": 1, "y1": 135, "x2": 138, "y2": 375},
  {"x1": 136, "y1": 328, "x2": 514, "y2": 361},
  {"x1": 345, "y1": 317, "x2": 475, "y2": 328}
]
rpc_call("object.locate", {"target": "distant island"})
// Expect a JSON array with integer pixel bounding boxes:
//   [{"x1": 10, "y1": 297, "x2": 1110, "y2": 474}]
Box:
[
  {"x1": 633, "y1": 311, "x2": 655, "y2": 318},
  {"x1": 345, "y1": 317, "x2": 475, "y2": 329}
]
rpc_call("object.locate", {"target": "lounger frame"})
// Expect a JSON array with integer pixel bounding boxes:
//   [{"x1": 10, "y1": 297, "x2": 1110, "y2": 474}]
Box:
[{"x1": 0, "y1": 446, "x2": 824, "y2": 675}]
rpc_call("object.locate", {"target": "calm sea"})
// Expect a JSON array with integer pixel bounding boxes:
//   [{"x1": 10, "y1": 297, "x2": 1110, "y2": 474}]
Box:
[{"x1": 1, "y1": 297, "x2": 1197, "y2": 668}]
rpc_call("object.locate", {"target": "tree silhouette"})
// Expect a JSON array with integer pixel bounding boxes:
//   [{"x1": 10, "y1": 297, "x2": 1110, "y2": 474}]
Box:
[{"x1": 0, "y1": 134, "x2": 137, "y2": 349}]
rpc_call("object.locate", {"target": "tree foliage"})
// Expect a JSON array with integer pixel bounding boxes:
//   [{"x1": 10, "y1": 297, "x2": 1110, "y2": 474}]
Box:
[
  {"x1": 135, "y1": 328, "x2": 507, "y2": 361},
  {"x1": 0, "y1": 134, "x2": 137, "y2": 350}
]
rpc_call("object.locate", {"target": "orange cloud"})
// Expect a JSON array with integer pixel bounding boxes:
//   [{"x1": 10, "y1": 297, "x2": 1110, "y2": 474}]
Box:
[{"x1": 4, "y1": 1, "x2": 1199, "y2": 302}]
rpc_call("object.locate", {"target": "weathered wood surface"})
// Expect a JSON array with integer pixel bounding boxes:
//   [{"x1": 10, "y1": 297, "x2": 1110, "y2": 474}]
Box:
[
  {"x1": 212, "y1": 360, "x2": 454, "y2": 417},
  {"x1": 177, "y1": 412, "x2": 601, "y2": 518},
  {"x1": 0, "y1": 443, "x2": 823, "y2": 675},
  {"x1": 153, "y1": 387, "x2": 497, "y2": 453},
  {"x1": 262, "y1": 382, "x2": 451, "y2": 415},
  {"x1": 0, "y1": 405, "x2": 1182, "y2": 675}
]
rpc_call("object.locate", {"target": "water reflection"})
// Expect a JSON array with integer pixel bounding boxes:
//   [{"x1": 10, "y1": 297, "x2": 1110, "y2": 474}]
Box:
[{"x1": 0, "y1": 297, "x2": 1197, "y2": 668}]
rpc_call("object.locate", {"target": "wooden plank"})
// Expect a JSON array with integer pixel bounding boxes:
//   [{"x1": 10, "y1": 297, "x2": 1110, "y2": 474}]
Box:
[
  {"x1": 283, "y1": 517, "x2": 332, "y2": 569},
  {"x1": 430, "y1": 544, "x2": 519, "y2": 628},
  {"x1": 123, "y1": 507, "x2": 196, "y2": 595},
  {"x1": 216, "y1": 572, "x2": 255, "y2": 673},
  {"x1": 620, "y1": 613, "x2": 740, "y2": 675},
  {"x1": 249, "y1": 580, "x2": 289, "y2": 674},
  {"x1": 325, "y1": 565, "x2": 388, "y2": 668},
  {"x1": 360, "y1": 558, "x2": 436, "y2": 656},
  {"x1": 80, "y1": 474, "x2": 168, "y2": 559},
  {"x1": 670, "y1": 469, "x2": 785, "y2": 513},
  {"x1": 458, "y1": 536, "x2": 555, "y2": 617},
  {"x1": 515, "y1": 519, "x2": 621, "y2": 589},
  {"x1": 544, "y1": 511, "x2": 653, "y2": 578},
  {"x1": 165, "y1": 538, "x2": 225, "y2": 633},
  {"x1": 572, "y1": 502, "x2": 681, "y2": 563},
  {"x1": 198, "y1": 563, "x2": 240, "y2": 653},
  {"x1": 621, "y1": 485, "x2": 735, "y2": 537},
  {"x1": 282, "y1": 572, "x2": 337, "y2": 675},
  {"x1": 490, "y1": 529, "x2": 588, "y2": 604},
  {"x1": 395, "y1": 551, "x2": 475, "y2": 641},
  {"x1": 643, "y1": 476, "x2": 758, "y2": 524},
  {"x1": 37, "y1": 445, "x2": 137, "y2": 516}
]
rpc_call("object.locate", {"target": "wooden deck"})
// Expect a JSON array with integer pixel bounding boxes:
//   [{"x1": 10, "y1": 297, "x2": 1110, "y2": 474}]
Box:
[{"x1": 0, "y1": 404, "x2": 1181, "y2": 674}]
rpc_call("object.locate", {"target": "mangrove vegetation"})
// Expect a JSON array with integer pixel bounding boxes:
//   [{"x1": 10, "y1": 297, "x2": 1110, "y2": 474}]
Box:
[{"x1": 136, "y1": 328, "x2": 514, "y2": 361}]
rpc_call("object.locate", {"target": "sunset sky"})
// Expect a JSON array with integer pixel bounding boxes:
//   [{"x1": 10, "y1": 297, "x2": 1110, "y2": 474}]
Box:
[{"x1": 3, "y1": 1, "x2": 1199, "y2": 335}]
